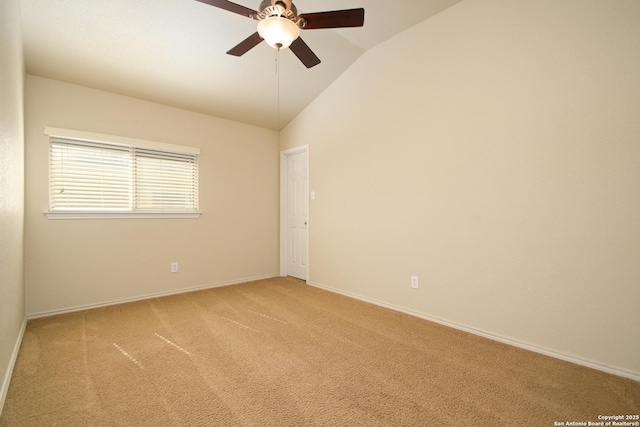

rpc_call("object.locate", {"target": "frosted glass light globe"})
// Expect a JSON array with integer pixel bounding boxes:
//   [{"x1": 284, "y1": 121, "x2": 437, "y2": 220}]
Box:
[{"x1": 257, "y1": 17, "x2": 300, "y2": 49}]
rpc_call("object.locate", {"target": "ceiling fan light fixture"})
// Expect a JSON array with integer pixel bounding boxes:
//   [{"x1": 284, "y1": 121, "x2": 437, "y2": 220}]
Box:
[{"x1": 257, "y1": 17, "x2": 300, "y2": 49}]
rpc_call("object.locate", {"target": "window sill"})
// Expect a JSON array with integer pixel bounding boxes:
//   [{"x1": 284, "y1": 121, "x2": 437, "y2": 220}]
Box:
[{"x1": 44, "y1": 211, "x2": 201, "y2": 220}]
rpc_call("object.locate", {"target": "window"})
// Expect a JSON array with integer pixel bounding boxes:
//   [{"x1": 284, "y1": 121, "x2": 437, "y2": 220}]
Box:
[{"x1": 45, "y1": 127, "x2": 200, "y2": 219}]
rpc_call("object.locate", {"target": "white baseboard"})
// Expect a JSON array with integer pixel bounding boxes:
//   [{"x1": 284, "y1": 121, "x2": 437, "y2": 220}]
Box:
[
  {"x1": 307, "y1": 281, "x2": 640, "y2": 383},
  {"x1": 27, "y1": 274, "x2": 280, "y2": 320},
  {"x1": 0, "y1": 316, "x2": 27, "y2": 416}
]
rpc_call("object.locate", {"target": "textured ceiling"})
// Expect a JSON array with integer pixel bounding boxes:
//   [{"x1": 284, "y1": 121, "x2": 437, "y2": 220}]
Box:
[{"x1": 21, "y1": 0, "x2": 463, "y2": 130}]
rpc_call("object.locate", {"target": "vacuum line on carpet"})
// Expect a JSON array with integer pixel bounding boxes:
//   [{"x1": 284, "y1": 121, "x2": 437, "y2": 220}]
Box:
[
  {"x1": 247, "y1": 310, "x2": 288, "y2": 325},
  {"x1": 220, "y1": 316, "x2": 260, "y2": 332},
  {"x1": 154, "y1": 333, "x2": 191, "y2": 355},
  {"x1": 112, "y1": 343, "x2": 145, "y2": 369}
]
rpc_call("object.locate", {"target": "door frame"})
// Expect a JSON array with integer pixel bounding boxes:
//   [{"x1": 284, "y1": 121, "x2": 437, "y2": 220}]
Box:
[{"x1": 280, "y1": 145, "x2": 310, "y2": 280}]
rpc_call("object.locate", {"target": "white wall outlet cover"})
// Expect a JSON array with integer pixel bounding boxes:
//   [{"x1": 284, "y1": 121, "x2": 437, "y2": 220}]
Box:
[{"x1": 411, "y1": 276, "x2": 419, "y2": 288}]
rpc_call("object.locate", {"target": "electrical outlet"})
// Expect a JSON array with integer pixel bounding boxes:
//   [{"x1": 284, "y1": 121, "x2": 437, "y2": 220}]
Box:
[
  {"x1": 411, "y1": 276, "x2": 419, "y2": 289},
  {"x1": 171, "y1": 262, "x2": 179, "y2": 273}
]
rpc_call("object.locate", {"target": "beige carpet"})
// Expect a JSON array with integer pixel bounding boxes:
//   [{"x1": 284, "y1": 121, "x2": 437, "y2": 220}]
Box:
[{"x1": 1, "y1": 277, "x2": 638, "y2": 426}]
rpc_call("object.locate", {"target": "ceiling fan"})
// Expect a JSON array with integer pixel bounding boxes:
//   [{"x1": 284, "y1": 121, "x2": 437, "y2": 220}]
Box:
[{"x1": 195, "y1": 0, "x2": 365, "y2": 68}]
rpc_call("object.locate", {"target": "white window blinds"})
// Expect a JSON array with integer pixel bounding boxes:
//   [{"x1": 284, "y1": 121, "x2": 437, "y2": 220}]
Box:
[{"x1": 46, "y1": 127, "x2": 200, "y2": 217}]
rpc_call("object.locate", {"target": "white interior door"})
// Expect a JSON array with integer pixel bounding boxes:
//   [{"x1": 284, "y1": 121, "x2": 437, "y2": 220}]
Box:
[{"x1": 285, "y1": 150, "x2": 308, "y2": 280}]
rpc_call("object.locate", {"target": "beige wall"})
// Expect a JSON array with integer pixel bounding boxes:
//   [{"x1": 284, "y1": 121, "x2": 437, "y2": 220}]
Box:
[
  {"x1": 24, "y1": 76, "x2": 280, "y2": 316},
  {"x1": 281, "y1": 0, "x2": 640, "y2": 377},
  {"x1": 0, "y1": 0, "x2": 25, "y2": 412}
]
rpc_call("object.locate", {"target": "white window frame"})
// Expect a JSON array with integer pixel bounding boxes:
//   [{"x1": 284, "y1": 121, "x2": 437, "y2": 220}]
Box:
[{"x1": 44, "y1": 127, "x2": 201, "y2": 220}]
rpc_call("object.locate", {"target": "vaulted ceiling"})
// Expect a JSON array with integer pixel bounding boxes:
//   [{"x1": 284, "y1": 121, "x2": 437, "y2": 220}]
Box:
[{"x1": 21, "y1": 0, "x2": 463, "y2": 130}]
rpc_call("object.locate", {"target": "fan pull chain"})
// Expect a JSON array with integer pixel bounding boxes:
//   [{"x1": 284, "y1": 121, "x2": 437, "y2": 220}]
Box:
[{"x1": 276, "y1": 46, "x2": 281, "y2": 128}]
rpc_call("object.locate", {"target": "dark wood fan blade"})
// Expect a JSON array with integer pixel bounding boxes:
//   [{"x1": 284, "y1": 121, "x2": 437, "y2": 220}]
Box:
[
  {"x1": 194, "y1": 0, "x2": 257, "y2": 18},
  {"x1": 227, "y1": 32, "x2": 264, "y2": 56},
  {"x1": 289, "y1": 37, "x2": 321, "y2": 68},
  {"x1": 299, "y1": 8, "x2": 365, "y2": 30}
]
